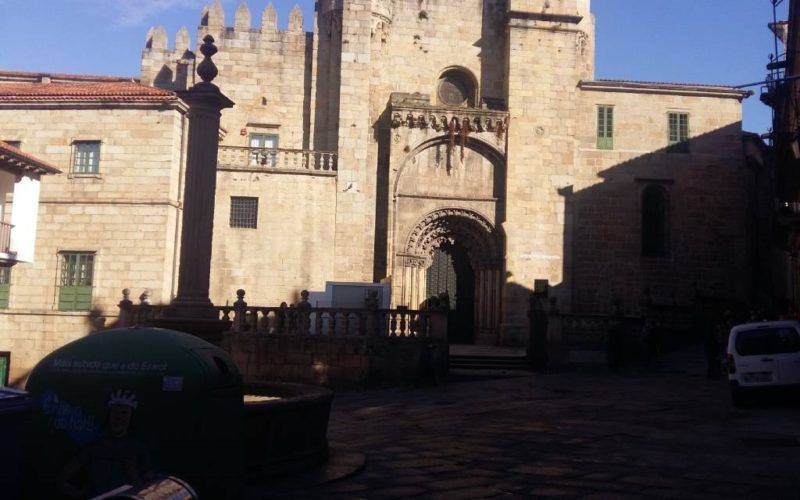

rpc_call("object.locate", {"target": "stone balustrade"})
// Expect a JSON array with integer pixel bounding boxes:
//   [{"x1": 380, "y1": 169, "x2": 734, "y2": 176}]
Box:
[
  {"x1": 117, "y1": 288, "x2": 445, "y2": 341},
  {"x1": 217, "y1": 146, "x2": 337, "y2": 172}
]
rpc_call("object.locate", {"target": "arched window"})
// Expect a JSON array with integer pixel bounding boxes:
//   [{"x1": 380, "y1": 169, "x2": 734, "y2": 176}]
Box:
[
  {"x1": 437, "y1": 68, "x2": 477, "y2": 108},
  {"x1": 641, "y1": 184, "x2": 669, "y2": 257}
]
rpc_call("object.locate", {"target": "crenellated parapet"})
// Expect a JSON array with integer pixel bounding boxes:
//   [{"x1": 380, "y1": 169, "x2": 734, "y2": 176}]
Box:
[
  {"x1": 141, "y1": 26, "x2": 196, "y2": 90},
  {"x1": 196, "y1": 1, "x2": 307, "y2": 38},
  {"x1": 142, "y1": 1, "x2": 311, "y2": 92}
]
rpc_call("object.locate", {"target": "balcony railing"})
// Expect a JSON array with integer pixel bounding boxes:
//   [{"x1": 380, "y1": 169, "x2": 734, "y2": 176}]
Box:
[
  {"x1": 0, "y1": 222, "x2": 12, "y2": 254},
  {"x1": 218, "y1": 146, "x2": 337, "y2": 172}
]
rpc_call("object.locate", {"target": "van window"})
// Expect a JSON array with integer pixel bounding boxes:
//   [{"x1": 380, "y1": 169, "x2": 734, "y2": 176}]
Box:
[{"x1": 735, "y1": 328, "x2": 800, "y2": 356}]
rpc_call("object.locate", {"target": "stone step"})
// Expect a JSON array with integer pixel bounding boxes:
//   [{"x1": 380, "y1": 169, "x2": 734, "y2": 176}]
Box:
[{"x1": 449, "y1": 354, "x2": 531, "y2": 372}]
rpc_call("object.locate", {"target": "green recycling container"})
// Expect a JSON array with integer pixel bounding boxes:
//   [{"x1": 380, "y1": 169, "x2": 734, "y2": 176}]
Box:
[{"x1": 23, "y1": 327, "x2": 243, "y2": 499}]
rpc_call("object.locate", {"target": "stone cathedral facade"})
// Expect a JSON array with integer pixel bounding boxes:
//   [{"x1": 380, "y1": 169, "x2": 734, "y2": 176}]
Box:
[{"x1": 0, "y1": 0, "x2": 755, "y2": 380}]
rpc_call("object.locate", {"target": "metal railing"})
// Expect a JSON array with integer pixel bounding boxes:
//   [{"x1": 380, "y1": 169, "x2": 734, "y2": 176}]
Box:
[{"x1": 0, "y1": 222, "x2": 12, "y2": 254}]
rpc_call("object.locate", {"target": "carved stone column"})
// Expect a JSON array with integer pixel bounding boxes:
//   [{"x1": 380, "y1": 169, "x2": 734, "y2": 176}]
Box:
[{"x1": 156, "y1": 35, "x2": 235, "y2": 343}]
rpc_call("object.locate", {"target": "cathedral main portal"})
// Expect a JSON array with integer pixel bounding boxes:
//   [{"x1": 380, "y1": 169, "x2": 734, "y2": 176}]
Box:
[{"x1": 396, "y1": 208, "x2": 502, "y2": 345}]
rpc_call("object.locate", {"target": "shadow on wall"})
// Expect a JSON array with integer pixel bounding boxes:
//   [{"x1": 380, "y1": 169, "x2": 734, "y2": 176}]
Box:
[
  {"x1": 500, "y1": 122, "x2": 772, "y2": 344},
  {"x1": 560, "y1": 122, "x2": 768, "y2": 317}
]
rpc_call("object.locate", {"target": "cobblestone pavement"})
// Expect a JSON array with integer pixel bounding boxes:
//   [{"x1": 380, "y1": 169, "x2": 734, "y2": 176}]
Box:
[{"x1": 268, "y1": 347, "x2": 800, "y2": 499}]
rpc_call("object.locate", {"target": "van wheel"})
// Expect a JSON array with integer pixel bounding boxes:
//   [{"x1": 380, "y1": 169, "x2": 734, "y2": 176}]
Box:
[{"x1": 731, "y1": 387, "x2": 746, "y2": 407}]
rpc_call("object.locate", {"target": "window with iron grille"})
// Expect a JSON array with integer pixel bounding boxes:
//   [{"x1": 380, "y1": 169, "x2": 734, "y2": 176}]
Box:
[
  {"x1": 0, "y1": 267, "x2": 10, "y2": 309},
  {"x1": 230, "y1": 197, "x2": 259, "y2": 229},
  {"x1": 58, "y1": 252, "x2": 94, "y2": 311},
  {"x1": 597, "y1": 105, "x2": 614, "y2": 150},
  {"x1": 73, "y1": 141, "x2": 101, "y2": 173},
  {"x1": 667, "y1": 112, "x2": 689, "y2": 153}
]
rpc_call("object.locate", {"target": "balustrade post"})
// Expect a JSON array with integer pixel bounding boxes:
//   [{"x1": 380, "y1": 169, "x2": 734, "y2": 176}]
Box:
[
  {"x1": 389, "y1": 312, "x2": 398, "y2": 337},
  {"x1": 428, "y1": 311, "x2": 448, "y2": 341},
  {"x1": 398, "y1": 306, "x2": 408, "y2": 337},
  {"x1": 276, "y1": 302, "x2": 288, "y2": 334},
  {"x1": 314, "y1": 310, "x2": 323, "y2": 335},
  {"x1": 118, "y1": 288, "x2": 133, "y2": 327},
  {"x1": 358, "y1": 311, "x2": 366, "y2": 336},
  {"x1": 233, "y1": 289, "x2": 248, "y2": 333},
  {"x1": 326, "y1": 312, "x2": 336, "y2": 336}
]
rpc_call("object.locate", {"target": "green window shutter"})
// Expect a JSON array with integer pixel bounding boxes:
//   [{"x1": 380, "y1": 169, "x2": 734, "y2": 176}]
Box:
[
  {"x1": 58, "y1": 252, "x2": 94, "y2": 311},
  {"x1": 0, "y1": 283, "x2": 9, "y2": 309},
  {"x1": 667, "y1": 113, "x2": 689, "y2": 153},
  {"x1": 0, "y1": 353, "x2": 8, "y2": 386},
  {"x1": 0, "y1": 267, "x2": 9, "y2": 309},
  {"x1": 58, "y1": 285, "x2": 93, "y2": 311},
  {"x1": 597, "y1": 106, "x2": 613, "y2": 150}
]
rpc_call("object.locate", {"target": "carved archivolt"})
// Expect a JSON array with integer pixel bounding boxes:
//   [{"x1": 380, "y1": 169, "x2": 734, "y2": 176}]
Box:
[
  {"x1": 403, "y1": 208, "x2": 501, "y2": 269},
  {"x1": 391, "y1": 112, "x2": 508, "y2": 138}
]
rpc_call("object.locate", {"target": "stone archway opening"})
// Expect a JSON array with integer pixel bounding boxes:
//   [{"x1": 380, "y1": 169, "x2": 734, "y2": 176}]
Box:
[
  {"x1": 426, "y1": 242, "x2": 476, "y2": 344},
  {"x1": 398, "y1": 208, "x2": 502, "y2": 345}
]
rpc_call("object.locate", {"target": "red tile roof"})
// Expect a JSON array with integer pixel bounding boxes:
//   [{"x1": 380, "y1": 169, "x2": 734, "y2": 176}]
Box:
[
  {"x1": 0, "y1": 141, "x2": 61, "y2": 175},
  {"x1": 0, "y1": 69, "x2": 136, "y2": 83},
  {"x1": 580, "y1": 79, "x2": 751, "y2": 99},
  {"x1": 0, "y1": 82, "x2": 178, "y2": 103}
]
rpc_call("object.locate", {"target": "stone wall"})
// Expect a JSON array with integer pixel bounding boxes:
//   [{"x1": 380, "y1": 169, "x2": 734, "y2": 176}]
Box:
[
  {"x1": 501, "y1": 5, "x2": 594, "y2": 343},
  {"x1": 572, "y1": 87, "x2": 749, "y2": 314},
  {"x1": 210, "y1": 168, "x2": 338, "y2": 306},
  {"x1": 227, "y1": 333, "x2": 449, "y2": 389},
  {"x1": 0, "y1": 104, "x2": 187, "y2": 384},
  {"x1": 142, "y1": 3, "x2": 312, "y2": 151}
]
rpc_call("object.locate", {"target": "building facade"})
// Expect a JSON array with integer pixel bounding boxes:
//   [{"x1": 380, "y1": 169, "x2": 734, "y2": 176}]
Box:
[
  {"x1": 0, "y1": 72, "x2": 188, "y2": 383},
  {"x1": 143, "y1": 0, "x2": 752, "y2": 340},
  {"x1": 0, "y1": 0, "x2": 754, "y2": 382}
]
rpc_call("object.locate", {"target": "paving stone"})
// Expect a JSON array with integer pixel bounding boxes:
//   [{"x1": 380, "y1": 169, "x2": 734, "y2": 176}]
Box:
[
  {"x1": 427, "y1": 476, "x2": 498, "y2": 490},
  {"x1": 429, "y1": 486, "x2": 503, "y2": 499},
  {"x1": 529, "y1": 486, "x2": 585, "y2": 497},
  {"x1": 509, "y1": 464, "x2": 576, "y2": 477},
  {"x1": 367, "y1": 486, "x2": 429, "y2": 498},
  {"x1": 272, "y1": 346, "x2": 800, "y2": 499}
]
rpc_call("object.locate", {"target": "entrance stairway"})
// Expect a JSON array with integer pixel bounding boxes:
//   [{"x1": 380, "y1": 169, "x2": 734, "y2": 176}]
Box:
[{"x1": 448, "y1": 345, "x2": 531, "y2": 376}]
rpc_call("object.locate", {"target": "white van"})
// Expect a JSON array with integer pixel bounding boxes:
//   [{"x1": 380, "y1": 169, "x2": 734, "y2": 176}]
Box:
[{"x1": 727, "y1": 320, "x2": 800, "y2": 405}]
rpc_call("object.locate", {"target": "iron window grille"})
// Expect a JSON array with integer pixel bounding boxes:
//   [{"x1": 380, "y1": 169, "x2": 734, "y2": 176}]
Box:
[{"x1": 230, "y1": 197, "x2": 259, "y2": 229}]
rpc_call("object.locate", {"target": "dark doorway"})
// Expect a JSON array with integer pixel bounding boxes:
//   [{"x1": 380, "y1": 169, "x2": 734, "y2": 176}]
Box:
[{"x1": 426, "y1": 243, "x2": 475, "y2": 344}]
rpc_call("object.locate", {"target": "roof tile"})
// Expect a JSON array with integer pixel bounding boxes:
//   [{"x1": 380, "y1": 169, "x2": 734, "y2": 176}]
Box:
[{"x1": 0, "y1": 82, "x2": 178, "y2": 103}]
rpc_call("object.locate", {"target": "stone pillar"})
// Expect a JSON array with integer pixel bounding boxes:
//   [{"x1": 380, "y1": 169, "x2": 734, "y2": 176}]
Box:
[{"x1": 156, "y1": 35, "x2": 235, "y2": 342}]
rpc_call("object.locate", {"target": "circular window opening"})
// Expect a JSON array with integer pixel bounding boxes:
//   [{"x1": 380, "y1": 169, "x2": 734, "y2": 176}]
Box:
[{"x1": 437, "y1": 69, "x2": 475, "y2": 107}]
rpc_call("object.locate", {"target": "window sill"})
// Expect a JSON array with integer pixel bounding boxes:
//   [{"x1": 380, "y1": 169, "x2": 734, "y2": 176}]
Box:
[{"x1": 67, "y1": 173, "x2": 103, "y2": 180}]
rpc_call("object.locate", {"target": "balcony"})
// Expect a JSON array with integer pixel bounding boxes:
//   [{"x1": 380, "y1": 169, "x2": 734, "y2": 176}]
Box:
[
  {"x1": 0, "y1": 222, "x2": 14, "y2": 266},
  {"x1": 218, "y1": 146, "x2": 337, "y2": 174}
]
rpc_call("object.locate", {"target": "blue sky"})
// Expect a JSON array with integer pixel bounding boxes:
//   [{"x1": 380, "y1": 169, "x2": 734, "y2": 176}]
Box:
[{"x1": 0, "y1": 0, "x2": 785, "y2": 133}]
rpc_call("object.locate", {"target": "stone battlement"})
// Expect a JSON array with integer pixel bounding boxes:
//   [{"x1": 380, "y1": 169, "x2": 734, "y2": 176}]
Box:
[{"x1": 141, "y1": 1, "x2": 307, "y2": 91}]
